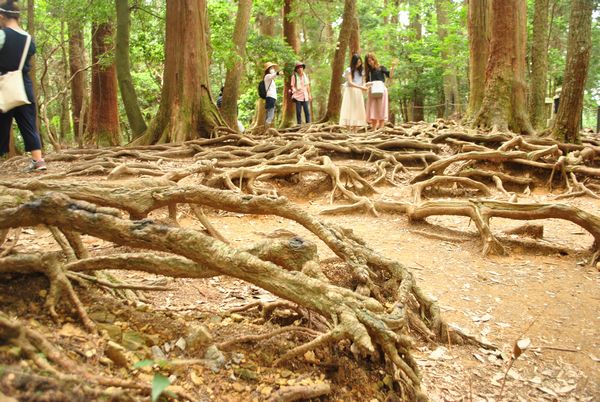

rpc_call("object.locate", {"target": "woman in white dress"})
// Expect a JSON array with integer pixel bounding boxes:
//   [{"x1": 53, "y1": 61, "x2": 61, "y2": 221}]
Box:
[{"x1": 339, "y1": 54, "x2": 367, "y2": 131}]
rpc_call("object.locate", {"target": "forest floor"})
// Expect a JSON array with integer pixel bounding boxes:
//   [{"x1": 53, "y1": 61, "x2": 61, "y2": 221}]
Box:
[{"x1": 0, "y1": 124, "x2": 599, "y2": 401}]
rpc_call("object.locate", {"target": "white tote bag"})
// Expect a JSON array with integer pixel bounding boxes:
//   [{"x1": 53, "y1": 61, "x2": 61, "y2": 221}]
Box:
[
  {"x1": 370, "y1": 80, "x2": 385, "y2": 98},
  {"x1": 0, "y1": 34, "x2": 32, "y2": 113}
]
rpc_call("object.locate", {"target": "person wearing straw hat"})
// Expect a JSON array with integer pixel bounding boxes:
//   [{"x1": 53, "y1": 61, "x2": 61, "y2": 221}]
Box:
[
  {"x1": 263, "y1": 61, "x2": 283, "y2": 127},
  {"x1": 0, "y1": 0, "x2": 46, "y2": 171},
  {"x1": 291, "y1": 61, "x2": 312, "y2": 124}
]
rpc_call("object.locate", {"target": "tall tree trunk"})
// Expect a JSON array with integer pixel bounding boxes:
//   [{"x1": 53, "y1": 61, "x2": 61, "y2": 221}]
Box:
[
  {"x1": 26, "y1": 0, "x2": 41, "y2": 140},
  {"x1": 320, "y1": 0, "x2": 356, "y2": 123},
  {"x1": 464, "y1": 0, "x2": 491, "y2": 122},
  {"x1": 250, "y1": 14, "x2": 276, "y2": 129},
  {"x1": 68, "y1": 22, "x2": 88, "y2": 147},
  {"x1": 221, "y1": 0, "x2": 252, "y2": 132},
  {"x1": 87, "y1": 23, "x2": 121, "y2": 147},
  {"x1": 60, "y1": 21, "x2": 71, "y2": 143},
  {"x1": 115, "y1": 0, "x2": 147, "y2": 138},
  {"x1": 435, "y1": 0, "x2": 460, "y2": 119},
  {"x1": 528, "y1": 0, "x2": 550, "y2": 131},
  {"x1": 472, "y1": 0, "x2": 533, "y2": 134},
  {"x1": 409, "y1": 0, "x2": 425, "y2": 122},
  {"x1": 141, "y1": 0, "x2": 223, "y2": 144},
  {"x1": 349, "y1": 15, "x2": 360, "y2": 56},
  {"x1": 280, "y1": 0, "x2": 299, "y2": 129},
  {"x1": 551, "y1": 0, "x2": 593, "y2": 143}
]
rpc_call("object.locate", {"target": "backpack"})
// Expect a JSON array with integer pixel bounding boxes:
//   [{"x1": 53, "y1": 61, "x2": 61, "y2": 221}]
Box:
[{"x1": 258, "y1": 78, "x2": 272, "y2": 99}]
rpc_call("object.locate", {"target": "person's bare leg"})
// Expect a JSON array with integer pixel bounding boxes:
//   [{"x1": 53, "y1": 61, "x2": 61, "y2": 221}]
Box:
[{"x1": 31, "y1": 150, "x2": 43, "y2": 161}]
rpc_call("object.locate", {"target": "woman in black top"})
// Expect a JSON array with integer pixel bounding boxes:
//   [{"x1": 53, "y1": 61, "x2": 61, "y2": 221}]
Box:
[
  {"x1": 0, "y1": 0, "x2": 46, "y2": 170},
  {"x1": 364, "y1": 53, "x2": 391, "y2": 130}
]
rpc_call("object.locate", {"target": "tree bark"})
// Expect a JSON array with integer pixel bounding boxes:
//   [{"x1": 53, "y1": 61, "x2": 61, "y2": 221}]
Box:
[
  {"x1": 141, "y1": 0, "x2": 224, "y2": 143},
  {"x1": 60, "y1": 21, "x2": 71, "y2": 142},
  {"x1": 464, "y1": 0, "x2": 491, "y2": 122},
  {"x1": 280, "y1": 0, "x2": 299, "y2": 129},
  {"x1": 409, "y1": 0, "x2": 424, "y2": 122},
  {"x1": 529, "y1": 0, "x2": 550, "y2": 131},
  {"x1": 87, "y1": 23, "x2": 121, "y2": 147},
  {"x1": 68, "y1": 21, "x2": 88, "y2": 146},
  {"x1": 435, "y1": 0, "x2": 460, "y2": 118},
  {"x1": 221, "y1": 0, "x2": 252, "y2": 132},
  {"x1": 115, "y1": 0, "x2": 147, "y2": 138},
  {"x1": 320, "y1": 0, "x2": 356, "y2": 123},
  {"x1": 250, "y1": 14, "x2": 276, "y2": 129},
  {"x1": 349, "y1": 15, "x2": 360, "y2": 56},
  {"x1": 472, "y1": 0, "x2": 534, "y2": 134},
  {"x1": 26, "y1": 0, "x2": 41, "y2": 134},
  {"x1": 551, "y1": 0, "x2": 593, "y2": 143}
]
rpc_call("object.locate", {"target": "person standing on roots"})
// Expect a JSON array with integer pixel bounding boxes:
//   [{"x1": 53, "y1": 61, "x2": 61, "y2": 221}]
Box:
[
  {"x1": 263, "y1": 62, "x2": 283, "y2": 128},
  {"x1": 0, "y1": 0, "x2": 46, "y2": 171},
  {"x1": 364, "y1": 53, "x2": 391, "y2": 130},
  {"x1": 291, "y1": 61, "x2": 312, "y2": 125},
  {"x1": 339, "y1": 54, "x2": 367, "y2": 132}
]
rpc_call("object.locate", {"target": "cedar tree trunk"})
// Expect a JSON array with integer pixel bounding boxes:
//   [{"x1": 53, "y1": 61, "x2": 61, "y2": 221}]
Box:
[
  {"x1": 280, "y1": 0, "x2": 300, "y2": 129},
  {"x1": 141, "y1": 0, "x2": 224, "y2": 144},
  {"x1": 68, "y1": 21, "x2": 88, "y2": 146},
  {"x1": 528, "y1": 0, "x2": 550, "y2": 131},
  {"x1": 115, "y1": 0, "x2": 147, "y2": 138},
  {"x1": 221, "y1": 0, "x2": 252, "y2": 131},
  {"x1": 320, "y1": 0, "x2": 356, "y2": 123},
  {"x1": 464, "y1": 0, "x2": 491, "y2": 122},
  {"x1": 550, "y1": 0, "x2": 593, "y2": 143},
  {"x1": 87, "y1": 23, "x2": 121, "y2": 147},
  {"x1": 472, "y1": 0, "x2": 534, "y2": 134}
]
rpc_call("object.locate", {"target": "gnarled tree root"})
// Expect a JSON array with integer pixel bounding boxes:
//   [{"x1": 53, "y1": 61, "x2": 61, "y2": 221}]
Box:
[{"x1": 0, "y1": 193, "x2": 442, "y2": 400}]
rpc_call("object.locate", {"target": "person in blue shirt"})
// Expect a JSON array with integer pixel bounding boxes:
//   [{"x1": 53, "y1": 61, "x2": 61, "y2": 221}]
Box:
[{"x1": 0, "y1": 0, "x2": 46, "y2": 171}]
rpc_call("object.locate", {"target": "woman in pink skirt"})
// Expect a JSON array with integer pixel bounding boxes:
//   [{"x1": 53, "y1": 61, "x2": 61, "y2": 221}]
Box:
[{"x1": 364, "y1": 53, "x2": 391, "y2": 130}]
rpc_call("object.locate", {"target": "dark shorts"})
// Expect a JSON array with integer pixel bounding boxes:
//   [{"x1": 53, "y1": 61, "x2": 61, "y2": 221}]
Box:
[{"x1": 265, "y1": 97, "x2": 276, "y2": 110}]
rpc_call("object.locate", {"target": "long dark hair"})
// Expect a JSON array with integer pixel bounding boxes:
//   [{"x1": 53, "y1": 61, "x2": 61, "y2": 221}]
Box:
[
  {"x1": 0, "y1": 0, "x2": 21, "y2": 20},
  {"x1": 350, "y1": 54, "x2": 363, "y2": 78}
]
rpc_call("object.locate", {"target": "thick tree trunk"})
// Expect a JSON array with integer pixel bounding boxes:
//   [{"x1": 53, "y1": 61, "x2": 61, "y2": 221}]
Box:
[
  {"x1": 221, "y1": 0, "x2": 252, "y2": 132},
  {"x1": 472, "y1": 0, "x2": 534, "y2": 134},
  {"x1": 115, "y1": 0, "x2": 147, "y2": 138},
  {"x1": 87, "y1": 23, "x2": 121, "y2": 147},
  {"x1": 435, "y1": 0, "x2": 460, "y2": 118},
  {"x1": 464, "y1": 0, "x2": 491, "y2": 122},
  {"x1": 68, "y1": 22, "x2": 88, "y2": 146},
  {"x1": 141, "y1": 0, "x2": 224, "y2": 143},
  {"x1": 280, "y1": 0, "x2": 300, "y2": 129},
  {"x1": 551, "y1": 0, "x2": 593, "y2": 143},
  {"x1": 529, "y1": 0, "x2": 550, "y2": 131},
  {"x1": 320, "y1": 0, "x2": 356, "y2": 123},
  {"x1": 409, "y1": 0, "x2": 425, "y2": 122}
]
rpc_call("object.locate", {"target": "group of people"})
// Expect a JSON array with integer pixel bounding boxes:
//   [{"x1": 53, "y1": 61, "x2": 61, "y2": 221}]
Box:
[
  {"x1": 2, "y1": 0, "x2": 390, "y2": 172},
  {"x1": 260, "y1": 52, "x2": 392, "y2": 130},
  {"x1": 0, "y1": 0, "x2": 46, "y2": 170},
  {"x1": 261, "y1": 61, "x2": 312, "y2": 127}
]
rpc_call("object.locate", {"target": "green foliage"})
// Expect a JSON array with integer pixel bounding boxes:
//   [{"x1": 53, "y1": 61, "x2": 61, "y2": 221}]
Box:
[
  {"x1": 20, "y1": 0, "x2": 599, "y2": 144},
  {"x1": 151, "y1": 373, "x2": 170, "y2": 402}
]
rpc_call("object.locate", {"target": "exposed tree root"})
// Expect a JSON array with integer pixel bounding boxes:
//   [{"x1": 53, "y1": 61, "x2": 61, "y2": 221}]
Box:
[
  {"x1": 267, "y1": 383, "x2": 332, "y2": 402},
  {"x1": 0, "y1": 314, "x2": 197, "y2": 401},
  {"x1": 0, "y1": 121, "x2": 598, "y2": 400},
  {"x1": 0, "y1": 253, "x2": 94, "y2": 331}
]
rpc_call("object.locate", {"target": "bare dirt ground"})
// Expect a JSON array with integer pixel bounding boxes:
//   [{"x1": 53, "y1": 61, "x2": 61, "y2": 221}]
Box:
[{"x1": 1, "y1": 127, "x2": 599, "y2": 401}]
